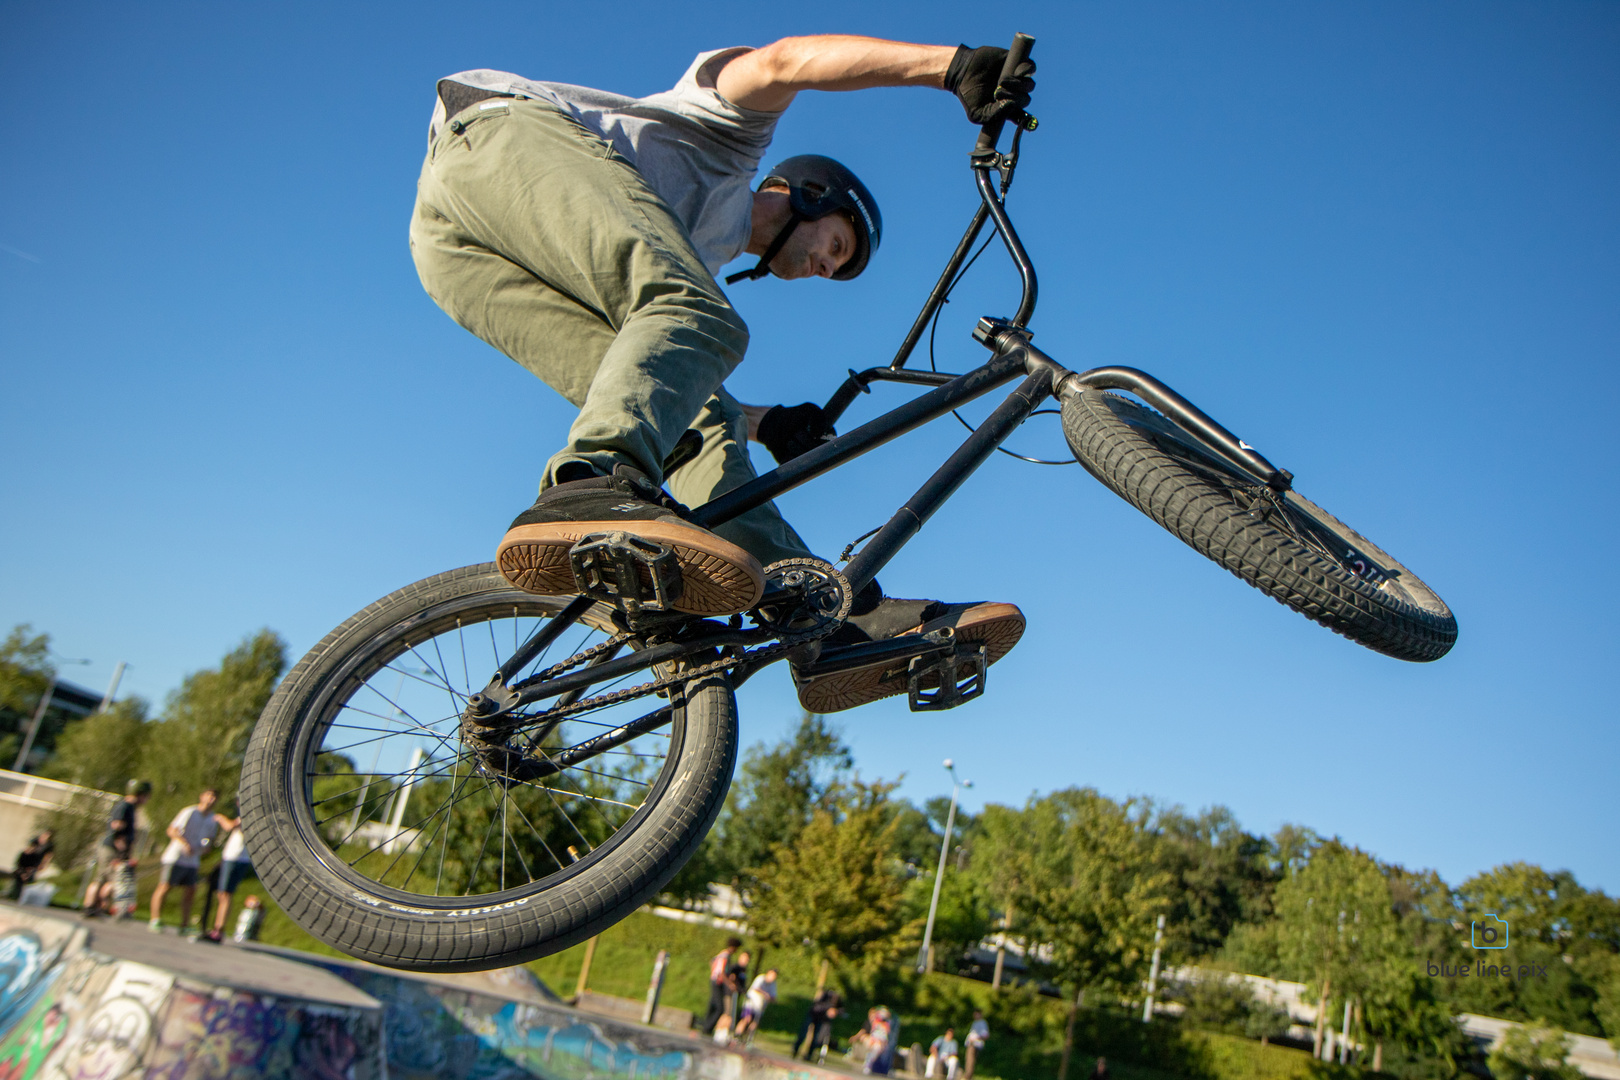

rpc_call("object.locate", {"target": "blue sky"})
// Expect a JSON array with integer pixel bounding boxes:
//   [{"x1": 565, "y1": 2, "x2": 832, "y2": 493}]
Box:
[{"x1": 3, "y1": 2, "x2": 1617, "y2": 893}]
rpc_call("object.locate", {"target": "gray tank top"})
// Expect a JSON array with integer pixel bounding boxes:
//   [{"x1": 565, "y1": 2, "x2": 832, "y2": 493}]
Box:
[{"x1": 432, "y1": 49, "x2": 782, "y2": 275}]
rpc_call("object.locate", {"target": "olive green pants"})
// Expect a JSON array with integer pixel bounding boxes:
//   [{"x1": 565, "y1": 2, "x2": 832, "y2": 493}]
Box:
[{"x1": 409, "y1": 96, "x2": 812, "y2": 566}]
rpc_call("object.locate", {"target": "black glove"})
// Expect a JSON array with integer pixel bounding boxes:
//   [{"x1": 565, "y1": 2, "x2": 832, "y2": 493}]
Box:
[
  {"x1": 758, "y1": 403, "x2": 833, "y2": 465},
  {"x1": 943, "y1": 44, "x2": 1036, "y2": 125}
]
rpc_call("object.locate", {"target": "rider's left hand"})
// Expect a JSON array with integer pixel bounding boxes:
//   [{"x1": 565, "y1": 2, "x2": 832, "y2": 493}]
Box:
[
  {"x1": 943, "y1": 44, "x2": 1036, "y2": 125},
  {"x1": 759, "y1": 402, "x2": 835, "y2": 464}
]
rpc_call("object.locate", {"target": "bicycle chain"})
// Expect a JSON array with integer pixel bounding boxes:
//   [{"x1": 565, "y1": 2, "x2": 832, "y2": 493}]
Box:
[{"x1": 523, "y1": 631, "x2": 634, "y2": 686}]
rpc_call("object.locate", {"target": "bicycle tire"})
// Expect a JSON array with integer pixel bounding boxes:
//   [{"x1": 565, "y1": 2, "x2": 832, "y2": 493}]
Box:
[
  {"x1": 238, "y1": 563, "x2": 737, "y2": 972},
  {"x1": 1062, "y1": 391, "x2": 1456, "y2": 662}
]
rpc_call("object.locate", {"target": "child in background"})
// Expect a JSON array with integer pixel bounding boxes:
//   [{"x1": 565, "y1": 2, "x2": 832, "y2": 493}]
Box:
[
  {"x1": 734, "y1": 968, "x2": 778, "y2": 1043},
  {"x1": 90, "y1": 836, "x2": 137, "y2": 918},
  {"x1": 233, "y1": 895, "x2": 265, "y2": 942},
  {"x1": 108, "y1": 850, "x2": 139, "y2": 919}
]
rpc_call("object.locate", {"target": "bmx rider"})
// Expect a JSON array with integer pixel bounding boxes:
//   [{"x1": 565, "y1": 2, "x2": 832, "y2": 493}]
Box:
[{"x1": 411, "y1": 35, "x2": 1035, "y2": 711}]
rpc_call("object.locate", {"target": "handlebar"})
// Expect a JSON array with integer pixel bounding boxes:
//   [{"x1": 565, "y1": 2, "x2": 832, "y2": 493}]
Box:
[{"x1": 973, "y1": 32, "x2": 1036, "y2": 156}]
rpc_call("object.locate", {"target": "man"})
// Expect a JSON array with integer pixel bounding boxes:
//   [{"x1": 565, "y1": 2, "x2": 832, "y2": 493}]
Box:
[
  {"x1": 412, "y1": 36, "x2": 1035, "y2": 712},
  {"x1": 82, "y1": 779, "x2": 149, "y2": 916},
  {"x1": 734, "y1": 967, "x2": 778, "y2": 1041},
  {"x1": 964, "y1": 1011, "x2": 989, "y2": 1079},
  {"x1": 927, "y1": 1027, "x2": 960, "y2": 1080},
  {"x1": 724, "y1": 948, "x2": 752, "y2": 1029},
  {"x1": 10, "y1": 831, "x2": 53, "y2": 900},
  {"x1": 795, "y1": 986, "x2": 842, "y2": 1062},
  {"x1": 205, "y1": 804, "x2": 249, "y2": 943},
  {"x1": 149, "y1": 788, "x2": 223, "y2": 933},
  {"x1": 701, "y1": 936, "x2": 742, "y2": 1035}
]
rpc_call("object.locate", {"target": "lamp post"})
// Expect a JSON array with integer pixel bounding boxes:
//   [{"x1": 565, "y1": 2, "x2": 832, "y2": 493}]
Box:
[
  {"x1": 917, "y1": 758, "x2": 971, "y2": 973},
  {"x1": 13, "y1": 657, "x2": 91, "y2": 773}
]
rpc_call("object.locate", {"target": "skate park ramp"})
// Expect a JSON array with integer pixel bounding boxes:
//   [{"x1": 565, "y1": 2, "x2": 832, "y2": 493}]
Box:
[{"x1": 0, "y1": 902, "x2": 851, "y2": 1080}]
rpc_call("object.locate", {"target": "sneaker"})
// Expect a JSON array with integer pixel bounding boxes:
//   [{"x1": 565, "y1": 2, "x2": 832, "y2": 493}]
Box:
[
  {"x1": 147, "y1": 918, "x2": 162, "y2": 933},
  {"x1": 792, "y1": 594, "x2": 1025, "y2": 713},
  {"x1": 496, "y1": 465, "x2": 764, "y2": 617}
]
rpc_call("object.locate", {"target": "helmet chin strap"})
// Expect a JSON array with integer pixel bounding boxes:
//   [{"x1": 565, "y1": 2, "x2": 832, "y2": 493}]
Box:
[{"x1": 725, "y1": 212, "x2": 803, "y2": 285}]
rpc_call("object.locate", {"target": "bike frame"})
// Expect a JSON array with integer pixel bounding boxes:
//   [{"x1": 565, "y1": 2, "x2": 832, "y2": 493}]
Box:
[
  {"x1": 690, "y1": 105, "x2": 1293, "y2": 602},
  {"x1": 476, "y1": 34, "x2": 1297, "y2": 715}
]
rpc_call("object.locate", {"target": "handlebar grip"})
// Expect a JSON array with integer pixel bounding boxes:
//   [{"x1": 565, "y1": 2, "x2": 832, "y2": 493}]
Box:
[
  {"x1": 1000, "y1": 32, "x2": 1035, "y2": 84},
  {"x1": 974, "y1": 32, "x2": 1036, "y2": 155}
]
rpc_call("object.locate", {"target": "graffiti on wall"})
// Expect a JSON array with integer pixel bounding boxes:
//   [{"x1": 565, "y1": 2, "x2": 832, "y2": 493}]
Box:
[
  {"x1": 0, "y1": 908, "x2": 841, "y2": 1080},
  {"x1": 0, "y1": 909, "x2": 382, "y2": 1080},
  {"x1": 327, "y1": 968, "x2": 695, "y2": 1080},
  {"x1": 0, "y1": 944, "x2": 172, "y2": 1080},
  {"x1": 143, "y1": 984, "x2": 379, "y2": 1080}
]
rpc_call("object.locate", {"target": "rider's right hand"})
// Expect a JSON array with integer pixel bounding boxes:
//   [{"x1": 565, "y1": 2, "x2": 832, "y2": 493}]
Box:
[{"x1": 943, "y1": 44, "x2": 1036, "y2": 125}]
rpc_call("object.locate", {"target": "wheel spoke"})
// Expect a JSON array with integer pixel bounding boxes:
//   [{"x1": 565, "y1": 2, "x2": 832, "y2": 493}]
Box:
[{"x1": 288, "y1": 590, "x2": 710, "y2": 904}]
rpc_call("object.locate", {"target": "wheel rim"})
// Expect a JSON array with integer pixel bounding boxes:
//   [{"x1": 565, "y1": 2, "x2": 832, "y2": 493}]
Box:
[{"x1": 285, "y1": 593, "x2": 689, "y2": 907}]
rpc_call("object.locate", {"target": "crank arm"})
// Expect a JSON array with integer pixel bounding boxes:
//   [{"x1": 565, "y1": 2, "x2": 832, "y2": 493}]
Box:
[
  {"x1": 506, "y1": 626, "x2": 772, "y2": 707},
  {"x1": 797, "y1": 628, "x2": 957, "y2": 678}
]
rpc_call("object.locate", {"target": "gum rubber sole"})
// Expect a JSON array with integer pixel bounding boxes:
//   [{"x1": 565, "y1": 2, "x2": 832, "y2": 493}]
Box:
[
  {"x1": 496, "y1": 520, "x2": 765, "y2": 617},
  {"x1": 794, "y1": 603, "x2": 1026, "y2": 714}
]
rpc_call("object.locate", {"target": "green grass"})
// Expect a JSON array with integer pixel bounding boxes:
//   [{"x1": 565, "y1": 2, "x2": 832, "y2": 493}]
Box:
[{"x1": 524, "y1": 910, "x2": 1355, "y2": 1080}]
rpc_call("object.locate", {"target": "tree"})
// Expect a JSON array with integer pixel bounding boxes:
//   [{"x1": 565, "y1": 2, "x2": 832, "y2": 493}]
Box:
[
  {"x1": 901, "y1": 859, "x2": 993, "y2": 970},
  {"x1": 668, "y1": 711, "x2": 852, "y2": 903},
  {"x1": 1447, "y1": 863, "x2": 1610, "y2": 1036},
  {"x1": 1486, "y1": 1024, "x2": 1583, "y2": 1080},
  {"x1": 748, "y1": 779, "x2": 912, "y2": 975},
  {"x1": 1148, "y1": 803, "x2": 1276, "y2": 960},
  {"x1": 1271, "y1": 843, "x2": 1404, "y2": 1056},
  {"x1": 0, "y1": 625, "x2": 53, "y2": 768},
  {"x1": 37, "y1": 698, "x2": 153, "y2": 870},
  {"x1": 890, "y1": 794, "x2": 980, "y2": 872},
  {"x1": 138, "y1": 629, "x2": 286, "y2": 840},
  {"x1": 970, "y1": 802, "x2": 1036, "y2": 989},
  {"x1": 1593, "y1": 957, "x2": 1620, "y2": 1050},
  {"x1": 1006, "y1": 789, "x2": 1170, "y2": 1080},
  {"x1": 1269, "y1": 823, "x2": 1323, "y2": 879},
  {"x1": 42, "y1": 697, "x2": 150, "y2": 793}
]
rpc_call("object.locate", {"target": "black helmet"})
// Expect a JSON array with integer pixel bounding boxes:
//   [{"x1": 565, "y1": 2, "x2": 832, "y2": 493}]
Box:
[{"x1": 725, "y1": 154, "x2": 882, "y2": 284}]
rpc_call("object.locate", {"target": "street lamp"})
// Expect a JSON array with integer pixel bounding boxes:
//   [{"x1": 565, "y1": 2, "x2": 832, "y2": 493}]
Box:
[
  {"x1": 917, "y1": 758, "x2": 972, "y2": 974},
  {"x1": 12, "y1": 657, "x2": 92, "y2": 773}
]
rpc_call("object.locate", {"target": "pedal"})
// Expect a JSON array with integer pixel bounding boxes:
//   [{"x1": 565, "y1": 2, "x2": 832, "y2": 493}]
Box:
[
  {"x1": 906, "y1": 642, "x2": 988, "y2": 712},
  {"x1": 568, "y1": 531, "x2": 683, "y2": 615}
]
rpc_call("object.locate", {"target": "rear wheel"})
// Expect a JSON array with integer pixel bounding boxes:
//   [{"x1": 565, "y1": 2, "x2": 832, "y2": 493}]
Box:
[
  {"x1": 1063, "y1": 390, "x2": 1456, "y2": 661},
  {"x1": 238, "y1": 563, "x2": 737, "y2": 972}
]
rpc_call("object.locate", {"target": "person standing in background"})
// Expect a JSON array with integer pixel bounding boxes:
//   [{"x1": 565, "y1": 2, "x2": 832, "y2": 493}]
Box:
[
  {"x1": 795, "y1": 987, "x2": 842, "y2": 1061},
  {"x1": 149, "y1": 788, "x2": 222, "y2": 933},
  {"x1": 964, "y1": 1011, "x2": 989, "y2": 1079},
  {"x1": 206, "y1": 805, "x2": 250, "y2": 942},
  {"x1": 701, "y1": 937, "x2": 743, "y2": 1035},
  {"x1": 10, "y1": 831, "x2": 53, "y2": 898},
  {"x1": 82, "y1": 779, "x2": 149, "y2": 915},
  {"x1": 733, "y1": 968, "x2": 778, "y2": 1041}
]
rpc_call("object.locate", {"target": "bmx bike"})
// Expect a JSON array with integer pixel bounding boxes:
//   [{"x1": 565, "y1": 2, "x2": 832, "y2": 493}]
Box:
[{"x1": 239, "y1": 35, "x2": 1455, "y2": 972}]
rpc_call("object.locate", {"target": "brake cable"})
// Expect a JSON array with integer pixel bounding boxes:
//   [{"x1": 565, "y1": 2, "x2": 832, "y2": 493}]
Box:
[{"x1": 928, "y1": 146, "x2": 1075, "y2": 467}]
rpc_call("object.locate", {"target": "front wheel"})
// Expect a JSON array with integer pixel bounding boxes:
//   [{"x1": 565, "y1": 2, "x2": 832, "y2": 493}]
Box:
[
  {"x1": 1062, "y1": 391, "x2": 1456, "y2": 662},
  {"x1": 238, "y1": 564, "x2": 737, "y2": 972}
]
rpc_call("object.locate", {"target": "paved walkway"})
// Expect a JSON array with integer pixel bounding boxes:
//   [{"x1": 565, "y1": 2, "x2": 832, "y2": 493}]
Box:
[{"x1": 44, "y1": 908, "x2": 377, "y2": 1008}]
